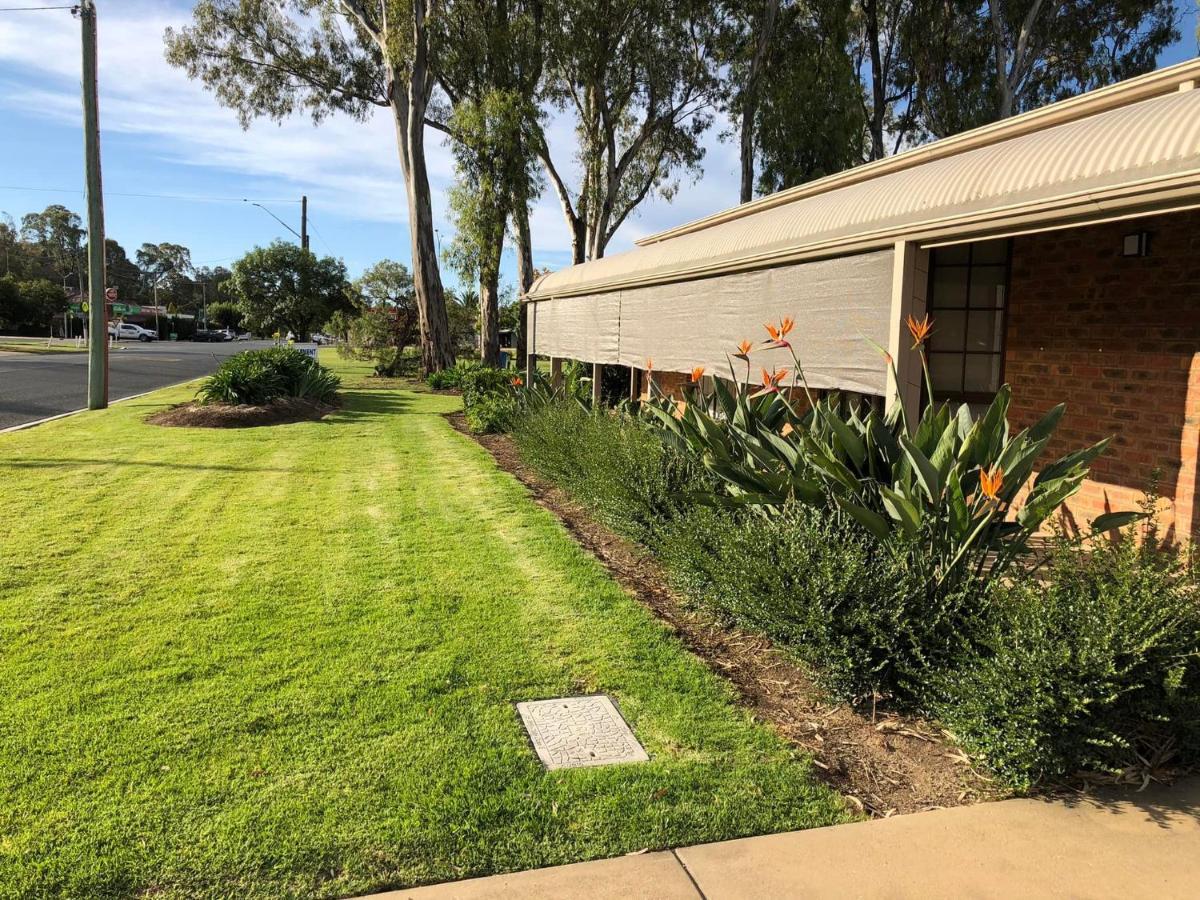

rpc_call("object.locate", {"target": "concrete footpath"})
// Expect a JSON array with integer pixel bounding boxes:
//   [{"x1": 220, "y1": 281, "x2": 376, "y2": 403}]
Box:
[{"x1": 362, "y1": 779, "x2": 1199, "y2": 899}]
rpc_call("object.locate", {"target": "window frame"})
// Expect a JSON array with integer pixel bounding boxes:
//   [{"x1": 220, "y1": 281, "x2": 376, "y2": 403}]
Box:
[{"x1": 923, "y1": 239, "x2": 1013, "y2": 405}]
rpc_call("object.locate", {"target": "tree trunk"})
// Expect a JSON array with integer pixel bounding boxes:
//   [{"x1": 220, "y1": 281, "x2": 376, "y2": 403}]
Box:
[
  {"x1": 739, "y1": 0, "x2": 780, "y2": 203},
  {"x1": 865, "y1": 0, "x2": 887, "y2": 161},
  {"x1": 739, "y1": 97, "x2": 757, "y2": 204},
  {"x1": 570, "y1": 214, "x2": 587, "y2": 264},
  {"x1": 388, "y1": 71, "x2": 454, "y2": 372},
  {"x1": 513, "y1": 200, "x2": 534, "y2": 364},
  {"x1": 478, "y1": 268, "x2": 500, "y2": 367}
]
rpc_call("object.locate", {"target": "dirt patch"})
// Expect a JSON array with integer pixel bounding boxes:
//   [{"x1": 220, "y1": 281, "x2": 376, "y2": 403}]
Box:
[
  {"x1": 449, "y1": 411, "x2": 1001, "y2": 818},
  {"x1": 147, "y1": 397, "x2": 337, "y2": 428}
]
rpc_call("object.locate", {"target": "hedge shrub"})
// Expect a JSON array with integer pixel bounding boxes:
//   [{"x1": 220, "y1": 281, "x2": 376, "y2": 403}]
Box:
[
  {"x1": 506, "y1": 397, "x2": 1200, "y2": 788},
  {"x1": 658, "y1": 503, "x2": 992, "y2": 701},
  {"x1": 932, "y1": 533, "x2": 1200, "y2": 789},
  {"x1": 511, "y1": 400, "x2": 701, "y2": 545}
]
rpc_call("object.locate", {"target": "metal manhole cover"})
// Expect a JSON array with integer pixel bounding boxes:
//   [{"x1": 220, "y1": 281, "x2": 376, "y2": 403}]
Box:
[{"x1": 516, "y1": 695, "x2": 650, "y2": 770}]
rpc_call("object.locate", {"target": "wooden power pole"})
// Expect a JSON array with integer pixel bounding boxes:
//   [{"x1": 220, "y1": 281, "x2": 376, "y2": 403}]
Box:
[
  {"x1": 300, "y1": 195, "x2": 309, "y2": 250},
  {"x1": 80, "y1": 0, "x2": 108, "y2": 409}
]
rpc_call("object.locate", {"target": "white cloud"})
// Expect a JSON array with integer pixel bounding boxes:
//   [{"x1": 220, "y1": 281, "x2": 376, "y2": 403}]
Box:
[{"x1": 0, "y1": 0, "x2": 741, "y2": 265}]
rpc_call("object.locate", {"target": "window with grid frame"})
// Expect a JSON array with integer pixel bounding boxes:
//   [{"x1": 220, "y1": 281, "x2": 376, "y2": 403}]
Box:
[{"x1": 926, "y1": 239, "x2": 1011, "y2": 403}]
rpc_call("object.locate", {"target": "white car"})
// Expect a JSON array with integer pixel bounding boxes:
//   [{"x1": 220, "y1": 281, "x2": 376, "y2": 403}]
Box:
[
  {"x1": 108, "y1": 322, "x2": 158, "y2": 342},
  {"x1": 311, "y1": 332, "x2": 333, "y2": 345}
]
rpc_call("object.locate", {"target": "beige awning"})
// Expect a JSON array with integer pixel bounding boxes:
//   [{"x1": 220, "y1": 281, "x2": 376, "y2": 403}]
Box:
[{"x1": 529, "y1": 250, "x2": 894, "y2": 394}]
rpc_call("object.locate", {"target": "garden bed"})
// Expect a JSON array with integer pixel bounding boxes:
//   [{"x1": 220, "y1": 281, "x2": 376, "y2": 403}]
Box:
[
  {"x1": 146, "y1": 396, "x2": 336, "y2": 428},
  {"x1": 450, "y1": 411, "x2": 999, "y2": 816}
]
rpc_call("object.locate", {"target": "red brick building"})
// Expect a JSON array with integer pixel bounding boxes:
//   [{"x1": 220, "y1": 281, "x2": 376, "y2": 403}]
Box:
[{"x1": 523, "y1": 61, "x2": 1200, "y2": 539}]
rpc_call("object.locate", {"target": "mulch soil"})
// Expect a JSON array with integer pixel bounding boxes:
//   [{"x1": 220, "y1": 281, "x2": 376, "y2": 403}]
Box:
[
  {"x1": 448, "y1": 411, "x2": 1002, "y2": 818},
  {"x1": 146, "y1": 397, "x2": 337, "y2": 429}
]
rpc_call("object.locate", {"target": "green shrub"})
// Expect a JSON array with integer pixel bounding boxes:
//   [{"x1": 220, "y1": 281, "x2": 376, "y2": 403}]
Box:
[
  {"x1": 196, "y1": 348, "x2": 339, "y2": 406},
  {"x1": 511, "y1": 400, "x2": 701, "y2": 545},
  {"x1": 933, "y1": 534, "x2": 1200, "y2": 789},
  {"x1": 658, "y1": 503, "x2": 992, "y2": 701},
  {"x1": 427, "y1": 359, "x2": 486, "y2": 390},
  {"x1": 465, "y1": 391, "x2": 519, "y2": 434},
  {"x1": 458, "y1": 365, "x2": 513, "y2": 409}
]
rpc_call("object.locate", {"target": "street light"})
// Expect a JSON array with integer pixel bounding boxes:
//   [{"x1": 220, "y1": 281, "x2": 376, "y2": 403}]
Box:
[{"x1": 245, "y1": 200, "x2": 306, "y2": 247}]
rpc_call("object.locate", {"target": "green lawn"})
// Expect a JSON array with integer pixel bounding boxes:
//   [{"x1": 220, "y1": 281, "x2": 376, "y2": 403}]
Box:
[
  {"x1": 0, "y1": 355, "x2": 847, "y2": 899},
  {"x1": 0, "y1": 340, "x2": 86, "y2": 354}
]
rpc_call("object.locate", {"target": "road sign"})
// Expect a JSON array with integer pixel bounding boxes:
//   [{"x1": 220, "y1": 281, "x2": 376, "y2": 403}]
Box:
[{"x1": 105, "y1": 286, "x2": 118, "y2": 301}]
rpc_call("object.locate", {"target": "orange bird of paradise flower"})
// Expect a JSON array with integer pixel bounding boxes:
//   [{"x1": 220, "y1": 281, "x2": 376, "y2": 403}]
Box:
[
  {"x1": 510, "y1": 376, "x2": 523, "y2": 387},
  {"x1": 764, "y1": 316, "x2": 795, "y2": 348},
  {"x1": 979, "y1": 466, "x2": 1004, "y2": 502},
  {"x1": 906, "y1": 313, "x2": 933, "y2": 349},
  {"x1": 733, "y1": 339, "x2": 753, "y2": 360},
  {"x1": 646, "y1": 357, "x2": 654, "y2": 372},
  {"x1": 690, "y1": 366, "x2": 706, "y2": 383},
  {"x1": 750, "y1": 367, "x2": 790, "y2": 397}
]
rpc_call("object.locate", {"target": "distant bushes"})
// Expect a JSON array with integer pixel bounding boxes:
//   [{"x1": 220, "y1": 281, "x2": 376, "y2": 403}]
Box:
[{"x1": 197, "y1": 347, "x2": 340, "y2": 406}]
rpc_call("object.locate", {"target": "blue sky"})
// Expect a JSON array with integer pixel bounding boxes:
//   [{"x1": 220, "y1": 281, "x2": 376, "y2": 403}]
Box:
[{"x1": 1, "y1": 1, "x2": 1197, "y2": 291}]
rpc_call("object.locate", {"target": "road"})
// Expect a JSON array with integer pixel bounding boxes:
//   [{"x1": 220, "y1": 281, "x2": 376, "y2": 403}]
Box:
[{"x1": 0, "y1": 339, "x2": 280, "y2": 430}]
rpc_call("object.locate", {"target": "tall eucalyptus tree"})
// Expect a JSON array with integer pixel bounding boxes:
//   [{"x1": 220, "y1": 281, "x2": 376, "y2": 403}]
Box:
[{"x1": 165, "y1": 1, "x2": 455, "y2": 371}]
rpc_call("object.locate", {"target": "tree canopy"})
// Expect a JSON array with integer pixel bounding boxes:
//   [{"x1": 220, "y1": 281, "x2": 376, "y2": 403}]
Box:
[
  {"x1": 227, "y1": 241, "x2": 351, "y2": 338},
  {"x1": 165, "y1": 0, "x2": 456, "y2": 371}
]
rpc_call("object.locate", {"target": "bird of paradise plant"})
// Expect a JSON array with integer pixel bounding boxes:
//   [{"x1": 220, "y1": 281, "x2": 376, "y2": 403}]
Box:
[{"x1": 642, "y1": 312, "x2": 1140, "y2": 596}]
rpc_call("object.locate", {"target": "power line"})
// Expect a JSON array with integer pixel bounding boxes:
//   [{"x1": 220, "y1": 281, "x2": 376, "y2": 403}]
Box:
[
  {"x1": 0, "y1": 5, "x2": 77, "y2": 11},
  {"x1": 0, "y1": 184, "x2": 301, "y2": 204},
  {"x1": 304, "y1": 214, "x2": 336, "y2": 256}
]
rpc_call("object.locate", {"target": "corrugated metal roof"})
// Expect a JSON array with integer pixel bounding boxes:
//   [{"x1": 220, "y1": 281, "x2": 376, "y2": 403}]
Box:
[{"x1": 529, "y1": 63, "x2": 1200, "y2": 301}]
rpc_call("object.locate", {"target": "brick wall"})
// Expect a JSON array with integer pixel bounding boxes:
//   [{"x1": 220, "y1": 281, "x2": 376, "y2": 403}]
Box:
[{"x1": 1005, "y1": 210, "x2": 1200, "y2": 540}]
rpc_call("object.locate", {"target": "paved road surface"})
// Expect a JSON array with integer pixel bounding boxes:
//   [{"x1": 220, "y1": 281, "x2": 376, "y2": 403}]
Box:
[{"x1": 0, "y1": 340, "x2": 280, "y2": 430}]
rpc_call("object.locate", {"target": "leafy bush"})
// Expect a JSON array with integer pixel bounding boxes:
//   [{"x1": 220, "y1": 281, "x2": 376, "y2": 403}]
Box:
[
  {"x1": 512, "y1": 399, "x2": 702, "y2": 545},
  {"x1": 646, "y1": 322, "x2": 1137, "y2": 602},
  {"x1": 465, "y1": 390, "x2": 520, "y2": 434},
  {"x1": 504, "y1": 350, "x2": 1197, "y2": 788},
  {"x1": 933, "y1": 533, "x2": 1200, "y2": 789},
  {"x1": 658, "y1": 503, "x2": 992, "y2": 701},
  {"x1": 197, "y1": 348, "x2": 339, "y2": 406},
  {"x1": 462, "y1": 365, "x2": 515, "y2": 407},
  {"x1": 426, "y1": 358, "x2": 477, "y2": 389}
]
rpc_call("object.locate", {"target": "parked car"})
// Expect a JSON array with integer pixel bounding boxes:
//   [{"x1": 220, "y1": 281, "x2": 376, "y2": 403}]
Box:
[
  {"x1": 192, "y1": 329, "x2": 230, "y2": 342},
  {"x1": 108, "y1": 322, "x2": 157, "y2": 342},
  {"x1": 311, "y1": 333, "x2": 333, "y2": 345}
]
